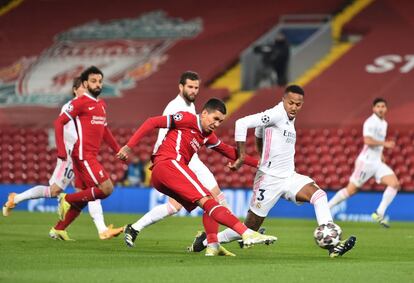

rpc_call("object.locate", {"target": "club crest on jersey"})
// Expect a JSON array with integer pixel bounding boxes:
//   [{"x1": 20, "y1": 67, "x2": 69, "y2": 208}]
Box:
[
  {"x1": 261, "y1": 115, "x2": 270, "y2": 124},
  {"x1": 173, "y1": 113, "x2": 183, "y2": 121}
]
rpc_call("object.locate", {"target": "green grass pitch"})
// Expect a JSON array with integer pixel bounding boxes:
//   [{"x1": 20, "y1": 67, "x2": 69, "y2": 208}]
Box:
[{"x1": 1, "y1": 211, "x2": 413, "y2": 283}]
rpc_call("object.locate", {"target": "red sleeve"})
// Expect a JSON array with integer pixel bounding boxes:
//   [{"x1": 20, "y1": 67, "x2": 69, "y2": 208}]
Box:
[
  {"x1": 64, "y1": 98, "x2": 83, "y2": 120},
  {"x1": 211, "y1": 141, "x2": 259, "y2": 168},
  {"x1": 127, "y1": 116, "x2": 170, "y2": 148},
  {"x1": 54, "y1": 113, "x2": 71, "y2": 159},
  {"x1": 103, "y1": 126, "x2": 120, "y2": 153}
]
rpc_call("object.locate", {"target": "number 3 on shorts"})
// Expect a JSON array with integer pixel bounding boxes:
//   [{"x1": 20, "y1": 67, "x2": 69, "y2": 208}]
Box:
[{"x1": 257, "y1": 189, "x2": 265, "y2": 201}]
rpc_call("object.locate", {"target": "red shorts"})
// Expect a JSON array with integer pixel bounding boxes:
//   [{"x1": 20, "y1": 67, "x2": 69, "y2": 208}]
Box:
[
  {"x1": 72, "y1": 157, "x2": 109, "y2": 189},
  {"x1": 151, "y1": 159, "x2": 211, "y2": 212}
]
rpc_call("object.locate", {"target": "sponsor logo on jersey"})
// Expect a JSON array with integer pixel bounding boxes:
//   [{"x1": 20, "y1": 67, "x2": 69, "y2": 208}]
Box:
[
  {"x1": 67, "y1": 103, "x2": 74, "y2": 112},
  {"x1": 88, "y1": 106, "x2": 95, "y2": 110},
  {"x1": 190, "y1": 138, "x2": 201, "y2": 151},
  {"x1": 173, "y1": 113, "x2": 183, "y2": 121},
  {"x1": 0, "y1": 11, "x2": 202, "y2": 106},
  {"x1": 91, "y1": 115, "x2": 106, "y2": 125}
]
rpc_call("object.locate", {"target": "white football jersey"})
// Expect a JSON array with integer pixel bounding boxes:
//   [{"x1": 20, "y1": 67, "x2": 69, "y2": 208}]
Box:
[
  {"x1": 153, "y1": 94, "x2": 196, "y2": 154},
  {"x1": 61, "y1": 99, "x2": 78, "y2": 154},
  {"x1": 235, "y1": 101, "x2": 296, "y2": 178},
  {"x1": 357, "y1": 113, "x2": 388, "y2": 163}
]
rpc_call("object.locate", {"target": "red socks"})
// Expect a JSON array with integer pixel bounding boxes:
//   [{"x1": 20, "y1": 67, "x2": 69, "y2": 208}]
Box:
[
  {"x1": 203, "y1": 199, "x2": 248, "y2": 236},
  {"x1": 65, "y1": 187, "x2": 107, "y2": 203},
  {"x1": 54, "y1": 202, "x2": 87, "y2": 230},
  {"x1": 203, "y1": 211, "x2": 219, "y2": 244}
]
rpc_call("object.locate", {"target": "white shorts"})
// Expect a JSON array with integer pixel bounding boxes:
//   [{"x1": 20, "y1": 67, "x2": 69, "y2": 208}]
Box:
[
  {"x1": 49, "y1": 157, "x2": 74, "y2": 190},
  {"x1": 350, "y1": 159, "x2": 394, "y2": 187},
  {"x1": 250, "y1": 170, "x2": 314, "y2": 217},
  {"x1": 188, "y1": 154, "x2": 218, "y2": 191}
]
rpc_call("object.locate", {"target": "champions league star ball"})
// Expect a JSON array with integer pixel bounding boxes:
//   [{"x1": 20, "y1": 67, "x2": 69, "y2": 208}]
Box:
[{"x1": 313, "y1": 223, "x2": 342, "y2": 249}]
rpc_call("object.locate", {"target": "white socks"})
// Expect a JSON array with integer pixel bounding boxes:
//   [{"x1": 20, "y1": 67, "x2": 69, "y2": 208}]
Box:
[
  {"x1": 310, "y1": 189, "x2": 333, "y2": 225},
  {"x1": 203, "y1": 228, "x2": 241, "y2": 246},
  {"x1": 14, "y1": 185, "x2": 51, "y2": 204},
  {"x1": 328, "y1": 188, "x2": 349, "y2": 209},
  {"x1": 132, "y1": 202, "x2": 178, "y2": 232},
  {"x1": 376, "y1": 186, "x2": 398, "y2": 217},
  {"x1": 88, "y1": 199, "x2": 107, "y2": 233}
]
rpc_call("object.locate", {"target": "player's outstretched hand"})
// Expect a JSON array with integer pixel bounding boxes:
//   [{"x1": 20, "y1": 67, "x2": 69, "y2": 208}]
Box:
[
  {"x1": 116, "y1": 145, "x2": 131, "y2": 161},
  {"x1": 384, "y1": 140, "x2": 395, "y2": 149},
  {"x1": 227, "y1": 158, "x2": 244, "y2": 171}
]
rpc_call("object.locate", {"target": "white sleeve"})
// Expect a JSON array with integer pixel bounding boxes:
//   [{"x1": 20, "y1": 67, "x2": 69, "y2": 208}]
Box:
[
  {"x1": 153, "y1": 101, "x2": 176, "y2": 153},
  {"x1": 234, "y1": 108, "x2": 282, "y2": 142},
  {"x1": 362, "y1": 118, "x2": 375, "y2": 138}
]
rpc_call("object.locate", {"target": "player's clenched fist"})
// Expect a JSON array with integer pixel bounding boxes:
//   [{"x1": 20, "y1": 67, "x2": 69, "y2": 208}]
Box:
[{"x1": 117, "y1": 145, "x2": 131, "y2": 161}]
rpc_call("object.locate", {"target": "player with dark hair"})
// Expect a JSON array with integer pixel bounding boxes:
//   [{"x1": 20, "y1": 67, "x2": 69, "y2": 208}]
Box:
[
  {"x1": 51, "y1": 66, "x2": 122, "y2": 238},
  {"x1": 117, "y1": 98, "x2": 277, "y2": 256},
  {"x1": 2, "y1": 76, "x2": 122, "y2": 240},
  {"x1": 125, "y1": 71, "x2": 234, "y2": 238},
  {"x1": 329, "y1": 97, "x2": 400, "y2": 228},
  {"x1": 189, "y1": 85, "x2": 356, "y2": 258}
]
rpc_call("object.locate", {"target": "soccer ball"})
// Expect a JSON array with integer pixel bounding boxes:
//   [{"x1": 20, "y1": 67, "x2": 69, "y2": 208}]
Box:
[{"x1": 313, "y1": 222, "x2": 342, "y2": 249}]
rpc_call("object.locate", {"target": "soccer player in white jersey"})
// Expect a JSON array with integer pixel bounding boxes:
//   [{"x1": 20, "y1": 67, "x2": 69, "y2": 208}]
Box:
[
  {"x1": 328, "y1": 98, "x2": 400, "y2": 228},
  {"x1": 125, "y1": 71, "x2": 230, "y2": 239},
  {"x1": 2, "y1": 77, "x2": 123, "y2": 240},
  {"x1": 189, "y1": 85, "x2": 356, "y2": 257}
]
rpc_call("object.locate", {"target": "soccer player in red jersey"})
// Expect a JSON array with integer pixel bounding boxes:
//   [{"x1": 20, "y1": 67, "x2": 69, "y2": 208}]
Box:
[
  {"x1": 117, "y1": 98, "x2": 277, "y2": 256},
  {"x1": 52, "y1": 66, "x2": 121, "y2": 236}
]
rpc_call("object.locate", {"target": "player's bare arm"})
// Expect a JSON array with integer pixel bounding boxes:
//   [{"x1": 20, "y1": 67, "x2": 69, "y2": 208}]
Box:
[
  {"x1": 255, "y1": 137, "x2": 263, "y2": 156},
  {"x1": 54, "y1": 113, "x2": 71, "y2": 160},
  {"x1": 228, "y1": 141, "x2": 246, "y2": 171}
]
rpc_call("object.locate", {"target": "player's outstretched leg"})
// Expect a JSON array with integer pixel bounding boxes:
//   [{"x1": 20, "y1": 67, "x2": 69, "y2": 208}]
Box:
[
  {"x1": 202, "y1": 199, "x2": 277, "y2": 249},
  {"x1": 329, "y1": 236, "x2": 357, "y2": 258},
  {"x1": 188, "y1": 227, "x2": 268, "y2": 252},
  {"x1": 124, "y1": 224, "x2": 139, "y2": 248}
]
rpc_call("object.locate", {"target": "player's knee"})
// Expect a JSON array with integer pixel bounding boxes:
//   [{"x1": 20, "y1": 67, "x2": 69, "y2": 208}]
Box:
[
  {"x1": 390, "y1": 181, "x2": 400, "y2": 190},
  {"x1": 347, "y1": 183, "x2": 359, "y2": 195},
  {"x1": 167, "y1": 202, "x2": 180, "y2": 215},
  {"x1": 99, "y1": 181, "x2": 114, "y2": 195},
  {"x1": 49, "y1": 185, "x2": 63, "y2": 197}
]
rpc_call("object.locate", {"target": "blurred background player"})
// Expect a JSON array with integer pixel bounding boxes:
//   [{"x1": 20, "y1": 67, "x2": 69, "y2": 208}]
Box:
[
  {"x1": 328, "y1": 98, "x2": 400, "y2": 228},
  {"x1": 52, "y1": 66, "x2": 122, "y2": 240},
  {"x1": 124, "y1": 71, "x2": 230, "y2": 238},
  {"x1": 253, "y1": 32, "x2": 290, "y2": 88},
  {"x1": 2, "y1": 77, "x2": 122, "y2": 240},
  {"x1": 117, "y1": 98, "x2": 277, "y2": 256},
  {"x1": 123, "y1": 156, "x2": 146, "y2": 187},
  {"x1": 189, "y1": 85, "x2": 356, "y2": 258}
]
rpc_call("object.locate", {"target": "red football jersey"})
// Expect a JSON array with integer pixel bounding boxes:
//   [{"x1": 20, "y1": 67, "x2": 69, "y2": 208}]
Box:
[
  {"x1": 153, "y1": 112, "x2": 220, "y2": 165},
  {"x1": 64, "y1": 93, "x2": 107, "y2": 159},
  {"x1": 126, "y1": 111, "x2": 259, "y2": 168}
]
